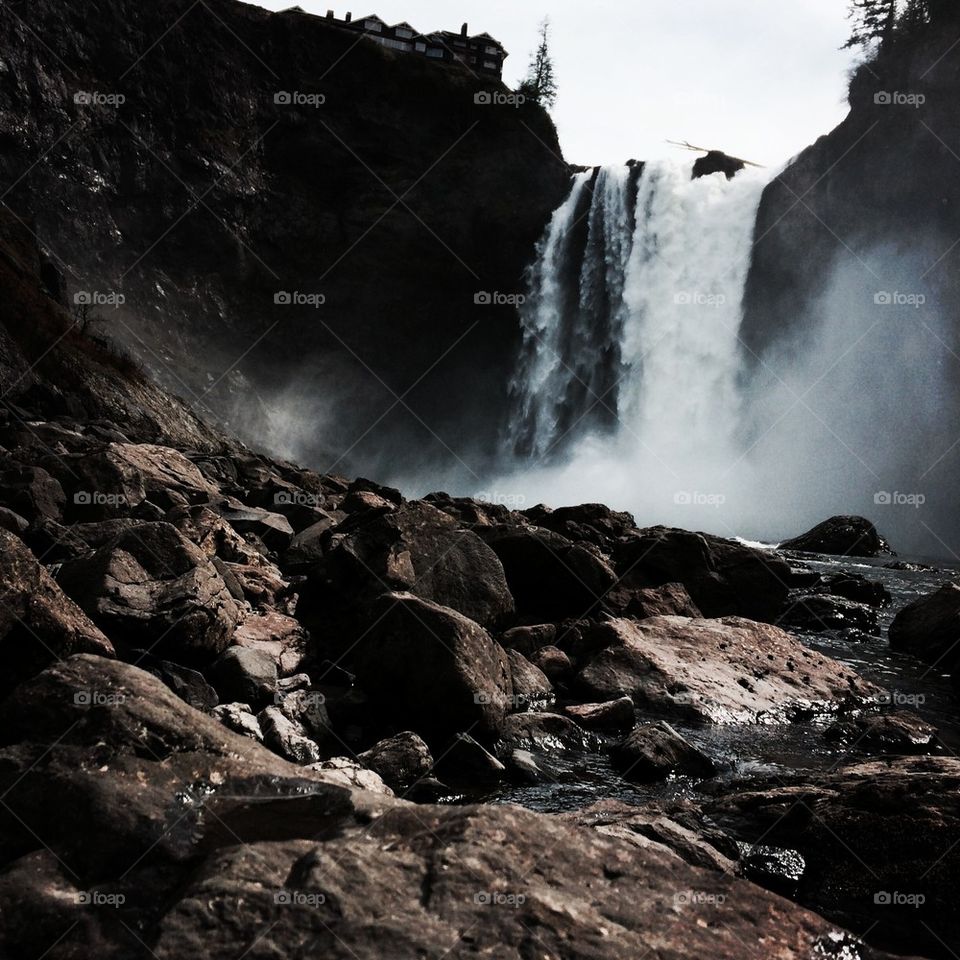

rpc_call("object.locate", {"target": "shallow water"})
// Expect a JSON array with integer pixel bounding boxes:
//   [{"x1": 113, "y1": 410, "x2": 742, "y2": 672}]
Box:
[{"x1": 483, "y1": 551, "x2": 960, "y2": 813}]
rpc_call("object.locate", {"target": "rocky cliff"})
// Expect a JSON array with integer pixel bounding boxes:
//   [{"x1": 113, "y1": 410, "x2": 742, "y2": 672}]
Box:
[{"x1": 0, "y1": 0, "x2": 570, "y2": 476}]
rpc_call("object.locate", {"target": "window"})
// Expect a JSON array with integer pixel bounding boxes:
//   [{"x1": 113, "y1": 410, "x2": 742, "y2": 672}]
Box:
[
  {"x1": 364, "y1": 19, "x2": 382, "y2": 32},
  {"x1": 414, "y1": 41, "x2": 426, "y2": 52},
  {"x1": 395, "y1": 28, "x2": 413, "y2": 39},
  {"x1": 377, "y1": 37, "x2": 412, "y2": 51},
  {"x1": 426, "y1": 48, "x2": 444, "y2": 58},
  {"x1": 485, "y1": 45, "x2": 499, "y2": 55},
  {"x1": 484, "y1": 61, "x2": 497, "y2": 70},
  {"x1": 454, "y1": 40, "x2": 467, "y2": 47}
]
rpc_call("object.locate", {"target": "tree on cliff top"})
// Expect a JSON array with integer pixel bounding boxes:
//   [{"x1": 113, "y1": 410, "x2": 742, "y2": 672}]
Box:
[
  {"x1": 844, "y1": 0, "x2": 900, "y2": 48},
  {"x1": 845, "y1": 0, "x2": 960, "y2": 49},
  {"x1": 519, "y1": 18, "x2": 557, "y2": 110}
]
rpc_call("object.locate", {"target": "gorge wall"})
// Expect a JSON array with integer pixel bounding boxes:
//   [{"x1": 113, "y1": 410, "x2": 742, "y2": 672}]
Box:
[{"x1": 0, "y1": 0, "x2": 570, "y2": 475}]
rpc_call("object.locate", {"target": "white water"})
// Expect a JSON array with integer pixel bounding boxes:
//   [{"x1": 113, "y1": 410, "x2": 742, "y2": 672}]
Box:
[{"x1": 499, "y1": 160, "x2": 769, "y2": 535}]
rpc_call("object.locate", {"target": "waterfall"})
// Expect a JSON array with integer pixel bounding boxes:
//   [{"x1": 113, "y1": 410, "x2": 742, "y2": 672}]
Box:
[{"x1": 501, "y1": 159, "x2": 768, "y2": 529}]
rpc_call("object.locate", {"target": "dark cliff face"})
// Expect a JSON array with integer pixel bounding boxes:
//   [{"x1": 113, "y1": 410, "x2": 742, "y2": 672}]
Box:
[
  {"x1": 0, "y1": 0, "x2": 570, "y2": 478},
  {"x1": 738, "y1": 25, "x2": 960, "y2": 554}
]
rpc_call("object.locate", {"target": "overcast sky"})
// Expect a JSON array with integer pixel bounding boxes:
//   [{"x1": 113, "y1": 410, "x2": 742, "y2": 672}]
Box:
[{"x1": 243, "y1": 0, "x2": 859, "y2": 168}]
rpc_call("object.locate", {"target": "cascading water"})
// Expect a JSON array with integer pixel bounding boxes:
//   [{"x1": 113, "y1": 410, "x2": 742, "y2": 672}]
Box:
[{"x1": 502, "y1": 159, "x2": 769, "y2": 531}]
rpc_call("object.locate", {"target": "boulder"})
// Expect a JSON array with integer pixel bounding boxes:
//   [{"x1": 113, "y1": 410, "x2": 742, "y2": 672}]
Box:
[
  {"x1": 0, "y1": 462, "x2": 65, "y2": 521},
  {"x1": 231, "y1": 610, "x2": 308, "y2": 675},
  {"x1": 276, "y1": 689, "x2": 335, "y2": 749},
  {"x1": 433, "y1": 732, "x2": 507, "y2": 785},
  {"x1": 525, "y1": 502, "x2": 638, "y2": 553},
  {"x1": 825, "y1": 710, "x2": 940, "y2": 755},
  {"x1": 358, "y1": 731, "x2": 435, "y2": 794},
  {"x1": 888, "y1": 582, "x2": 960, "y2": 672},
  {"x1": 208, "y1": 647, "x2": 278, "y2": 708},
  {"x1": 133, "y1": 651, "x2": 219, "y2": 711},
  {"x1": 297, "y1": 501, "x2": 515, "y2": 646},
  {"x1": 577, "y1": 616, "x2": 880, "y2": 723},
  {"x1": 777, "y1": 593, "x2": 879, "y2": 634},
  {"x1": 477, "y1": 524, "x2": 617, "y2": 620},
  {"x1": 304, "y1": 757, "x2": 393, "y2": 794},
  {"x1": 258, "y1": 706, "x2": 322, "y2": 764},
  {"x1": 821, "y1": 572, "x2": 891, "y2": 607},
  {"x1": 706, "y1": 757, "x2": 960, "y2": 959},
  {"x1": 499, "y1": 623, "x2": 557, "y2": 657},
  {"x1": 611, "y1": 722, "x2": 717, "y2": 783},
  {"x1": 528, "y1": 644, "x2": 572, "y2": 682},
  {"x1": 779, "y1": 515, "x2": 892, "y2": 557},
  {"x1": 564, "y1": 697, "x2": 635, "y2": 731},
  {"x1": 611, "y1": 581, "x2": 703, "y2": 619},
  {"x1": 0, "y1": 529, "x2": 114, "y2": 696},
  {"x1": 218, "y1": 504, "x2": 295, "y2": 553},
  {"x1": 505, "y1": 650, "x2": 554, "y2": 710},
  {"x1": 56, "y1": 522, "x2": 242, "y2": 665},
  {"x1": 212, "y1": 702, "x2": 264, "y2": 742},
  {"x1": 353, "y1": 593, "x2": 513, "y2": 742},
  {"x1": 147, "y1": 798, "x2": 902, "y2": 960},
  {"x1": 612, "y1": 527, "x2": 790, "y2": 622},
  {"x1": 496, "y1": 712, "x2": 594, "y2": 751}
]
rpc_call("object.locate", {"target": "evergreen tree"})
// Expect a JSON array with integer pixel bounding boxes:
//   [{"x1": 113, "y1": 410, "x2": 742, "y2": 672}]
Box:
[
  {"x1": 518, "y1": 18, "x2": 557, "y2": 110},
  {"x1": 844, "y1": 0, "x2": 900, "y2": 48}
]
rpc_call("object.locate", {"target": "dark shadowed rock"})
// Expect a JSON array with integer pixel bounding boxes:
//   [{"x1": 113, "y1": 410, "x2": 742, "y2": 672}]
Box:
[
  {"x1": 478, "y1": 524, "x2": 617, "y2": 620},
  {"x1": 611, "y1": 581, "x2": 703, "y2": 619},
  {"x1": 298, "y1": 501, "x2": 515, "y2": 647},
  {"x1": 499, "y1": 623, "x2": 557, "y2": 657},
  {"x1": 888, "y1": 582, "x2": 960, "y2": 673},
  {"x1": 0, "y1": 462, "x2": 65, "y2": 521},
  {"x1": 496, "y1": 712, "x2": 595, "y2": 752},
  {"x1": 208, "y1": 646, "x2": 278, "y2": 708},
  {"x1": 780, "y1": 515, "x2": 892, "y2": 557},
  {"x1": 825, "y1": 710, "x2": 940, "y2": 755},
  {"x1": 612, "y1": 527, "x2": 790, "y2": 622},
  {"x1": 525, "y1": 502, "x2": 638, "y2": 553},
  {"x1": 611, "y1": 722, "x2": 717, "y2": 783},
  {"x1": 359, "y1": 731, "x2": 435, "y2": 795},
  {"x1": 778, "y1": 593, "x2": 879, "y2": 634},
  {"x1": 692, "y1": 150, "x2": 747, "y2": 180},
  {"x1": 821, "y1": 572, "x2": 891, "y2": 607},
  {"x1": 219, "y1": 504, "x2": 295, "y2": 553},
  {"x1": 577, "y1": 616, "x2": 881, "y2": 723},
  {"x1": 353, "y1": 593, "x2": 513, "y2": 742},
  {"x1": 529, "y1": 644, "x2": 573, "y2": 682},
  {"x1": 0, "y1": 529, "x2": 114, "y2": 697},
  {"x1": 57, "y1": 522, "x2": 242, "y2": 665}
]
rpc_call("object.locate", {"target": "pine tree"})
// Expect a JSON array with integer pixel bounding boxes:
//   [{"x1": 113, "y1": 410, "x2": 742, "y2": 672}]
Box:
[
  {"x1": 518, "y1": 18, "x2": 557, "y2": 110},
  {"x1": 844, "y1": 0, "x2": 900, "y2": 48}
]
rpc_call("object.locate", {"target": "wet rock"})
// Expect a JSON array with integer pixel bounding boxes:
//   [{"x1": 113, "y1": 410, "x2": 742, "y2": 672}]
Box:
[
  {"x1": 825, "y1": 710, "x2": 940, "y2": 755},
  {"x1": 564, "y1": 696, "x2": 635, "y2": 731},
  {"x1": 358, "y1": 731, "x2": 434, "y2": 794},
  {"x1": 258, "y1": 706, "x2": 322, "y2": 764},
  {"x1": 496, "y1": 712, "x2": 594, "y2": 751},
  {"x1": 778, "y1": 593, "x2": 880, "y2": 634},
  {"x1": 577, "y1": 616, "x2": 881, "y2": 723},
  {"x1": 528, "y1": 644, "x2": 573, "y2": 682},
  {"x1": 506, "y1": 650, "x2": 553, "y2": 710},
  {"x1": 477, "y1": 524, "x2": 617, "y2": 620},
  {"x1": 821, "y1": 572, "x2": 891, "y2": 607},
  {"x1": 353, "y1": 593, "x2": 513, "y2": 742},
  {"x1": 212, "y1": 702, "x2": 264, "y2": 742},
  {"x1": 208, "y1": 647, "x2": 278, "y2": 709},
  {"x1": 506, "y1": 747, "x2": 544, "y2": 783},
  {"x1": 57, "y1": 522, "x2": 242, "y2": 665},
  {"x1": 780, "y1": 515, "x2": 892, "y2": 557},
  {"x1": 612, "y1": 526, "x2": 790, "y2": 622},
  {"x1": 706, "y1": 756, "x2": 960, "y2": 959},
  {"x1": 611, "y1": 722, "x2": 717, "y2": 782},
  {"x1": 888, "y1": 582, "x2": 960, "y2": 673},
  {"x1": 0, "y1": 529, "x2": 114, "y2": 696}
]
